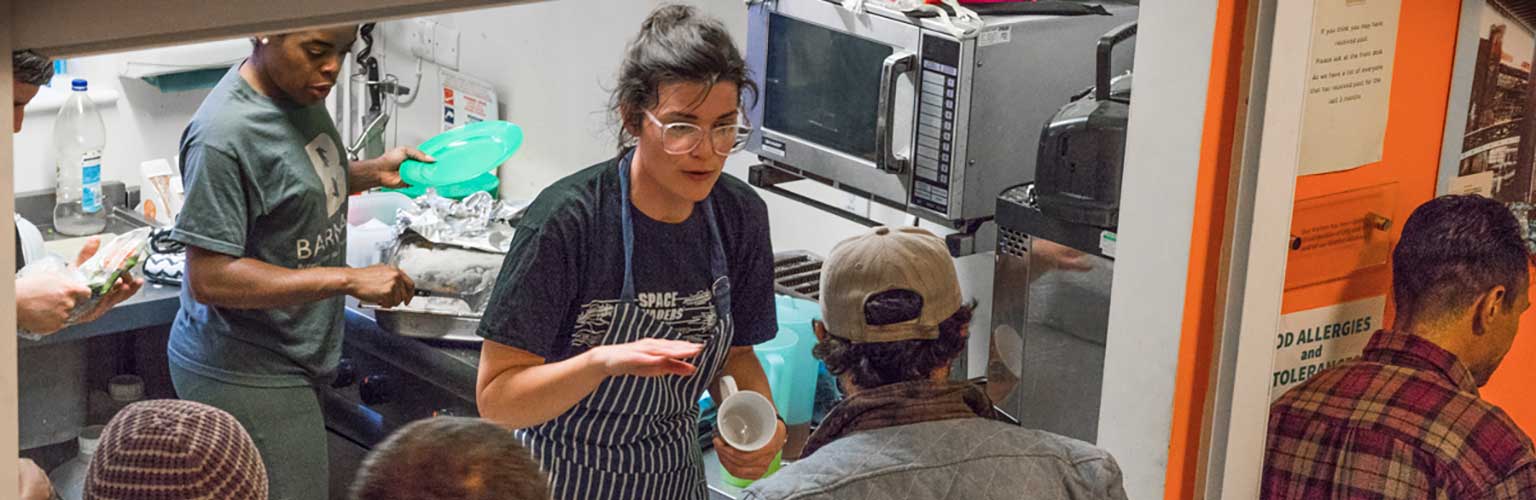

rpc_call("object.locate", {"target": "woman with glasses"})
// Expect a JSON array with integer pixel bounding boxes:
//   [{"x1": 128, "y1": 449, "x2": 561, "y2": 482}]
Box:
[{"x1": 474, "y1": 5, "x2": 786, "y2": 499}]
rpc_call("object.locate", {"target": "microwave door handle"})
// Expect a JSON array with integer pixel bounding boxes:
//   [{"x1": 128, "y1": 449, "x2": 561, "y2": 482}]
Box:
[{"x1": 876, "y1": 51, "x2": 917, "y2": 174}]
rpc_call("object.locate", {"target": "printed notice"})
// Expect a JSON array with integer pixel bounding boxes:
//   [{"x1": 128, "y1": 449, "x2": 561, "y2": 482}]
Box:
[
  {"x1": 1270, "y1": 295, "x2": 1385, "y2": 401},
  {"x1": 1297, "y1": 0, "x2": 1402, "y2": 175},
  {"x1": 1449, "y1": 171, "x2": 1496, "y2": 197},
  {"x1": 979, "y1": 26, "x2": 1012, "y2": 47},
  {"x1": 1283, "y1": 183, "x2": 1396, "y2": 289},
  {"x1": 441, "y1": 69, "x2": 500, "y2": 132}
]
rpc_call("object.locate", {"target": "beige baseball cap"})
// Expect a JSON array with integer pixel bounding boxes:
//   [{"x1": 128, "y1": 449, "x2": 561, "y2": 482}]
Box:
[{"x1": 820, "y1": 226, "x2": 963, "y2": 343}]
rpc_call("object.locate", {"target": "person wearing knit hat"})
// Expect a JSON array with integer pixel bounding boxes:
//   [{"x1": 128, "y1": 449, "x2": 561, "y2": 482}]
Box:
[
  {"x1": 741, "y1": 226, "x2": 1128, "y2": 500},
  {"x1": 85, "y1": 399, "x2": 267, "y2": 500}
]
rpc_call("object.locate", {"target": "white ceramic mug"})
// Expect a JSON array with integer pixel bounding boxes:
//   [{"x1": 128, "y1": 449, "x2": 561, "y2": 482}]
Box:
[{"x1": 717, "y1": 375, "x2": 778, "y2": 452}]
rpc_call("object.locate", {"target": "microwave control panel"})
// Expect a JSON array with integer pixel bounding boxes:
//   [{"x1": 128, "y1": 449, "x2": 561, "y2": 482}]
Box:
[{"x1": 911, "y1": 35, "x2": 962, "y2": 213}]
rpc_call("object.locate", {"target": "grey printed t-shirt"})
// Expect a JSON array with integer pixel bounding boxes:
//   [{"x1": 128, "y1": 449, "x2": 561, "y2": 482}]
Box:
[{"x1": 168, "y1": 64, "x2": 350, "y2": 387}]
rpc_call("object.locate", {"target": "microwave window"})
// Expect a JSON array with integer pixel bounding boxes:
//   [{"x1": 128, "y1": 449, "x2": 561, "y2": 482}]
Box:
[{"x1": 765, "y1": 14, "x2": 894, "y2": 162}]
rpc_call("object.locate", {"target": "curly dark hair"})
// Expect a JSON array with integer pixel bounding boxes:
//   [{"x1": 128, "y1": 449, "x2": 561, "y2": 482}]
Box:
[
  {"x1": 609, "y1": 4, "x2": 759, "y2": 152},
  {"x1": 1393, "y1": 195, "x2": 1531, "y2": 325},
  {"x1": 814, "y1": 290, "x2": 973, "y2": 389}
]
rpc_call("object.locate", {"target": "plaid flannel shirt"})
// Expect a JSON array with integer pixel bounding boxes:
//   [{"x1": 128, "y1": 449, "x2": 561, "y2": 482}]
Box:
[{"x1": 1263, "y1": 330, "x2": 1536, "y2": 499}]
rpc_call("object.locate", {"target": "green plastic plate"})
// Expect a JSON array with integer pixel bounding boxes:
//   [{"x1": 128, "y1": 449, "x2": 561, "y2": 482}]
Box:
[
  {"x1": 387, "y1": 172, "x2": 499, "y2": 200},
  {"x1": 400, "y1": 121, "x2": 522, "y2": 188}
]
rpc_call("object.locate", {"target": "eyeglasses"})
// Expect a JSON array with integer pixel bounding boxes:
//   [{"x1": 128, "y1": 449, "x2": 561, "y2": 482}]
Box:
[{"x1": 644, "y1": 110, "x2": 753, "y2": 156}]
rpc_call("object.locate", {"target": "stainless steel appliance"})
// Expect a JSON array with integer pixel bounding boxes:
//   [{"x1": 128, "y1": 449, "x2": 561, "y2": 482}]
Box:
[
  {"x1": 987, "y1": 23, "x2": 1135, "y2": 443},
  {"x1": 745, "y1": 0, "x2": 1137, "y2": 251},
  {"x1": 990, "y1": 186, "x2": 1114, "y2": 443}
]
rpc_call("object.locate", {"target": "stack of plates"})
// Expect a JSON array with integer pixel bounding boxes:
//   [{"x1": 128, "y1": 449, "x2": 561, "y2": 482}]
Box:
[{"x1": 389, "y1": 120, "x2": 523, "y2": 200}]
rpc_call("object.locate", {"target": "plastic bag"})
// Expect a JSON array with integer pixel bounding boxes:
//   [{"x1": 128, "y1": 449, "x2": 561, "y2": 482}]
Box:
[
  {"x1": 16, "y1": 228, "x2": 151, "y2": 340},
  {"x1": 76, "y1": 228, "x2": 151, "y2": 297}
]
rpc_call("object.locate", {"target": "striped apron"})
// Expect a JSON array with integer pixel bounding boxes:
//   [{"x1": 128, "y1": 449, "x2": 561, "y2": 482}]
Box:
[{"x1": 523, "y1": 154, "x2": 735, "y2": 500}]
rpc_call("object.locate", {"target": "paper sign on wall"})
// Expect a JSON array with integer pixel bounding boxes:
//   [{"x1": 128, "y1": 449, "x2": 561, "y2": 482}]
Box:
[
  {"x1": 441, "y1": 69, "x2": 499, "y2": 132},
  {"x1": 1450, "y1": 170, "x2": 1496, "y2": 196},
  {"x1": 1297, "y1": 0, "x2": 1402, "y2": 175},
  {"x1": 1270, "y1": 295, "x2": 1386, "y2": 401}
]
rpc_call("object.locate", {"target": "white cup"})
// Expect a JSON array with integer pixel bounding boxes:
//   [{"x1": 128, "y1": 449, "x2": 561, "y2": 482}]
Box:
[{"x1": 717, "y1": 375, "x2": 778, "y2": 452}]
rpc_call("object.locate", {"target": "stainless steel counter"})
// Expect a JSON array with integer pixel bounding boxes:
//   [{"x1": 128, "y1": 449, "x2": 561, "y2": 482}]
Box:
[{"x1": 20, "y1": 281, "x2": 181, "y2": 347}]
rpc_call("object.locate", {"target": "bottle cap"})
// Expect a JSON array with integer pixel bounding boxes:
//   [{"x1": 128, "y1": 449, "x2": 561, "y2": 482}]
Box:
[
  {"x1": 108, "y1": 375, "x2": 145, "y2": 403},
  {"x1": 78, "y1": 425, "x2": 105, "y2": 456}
]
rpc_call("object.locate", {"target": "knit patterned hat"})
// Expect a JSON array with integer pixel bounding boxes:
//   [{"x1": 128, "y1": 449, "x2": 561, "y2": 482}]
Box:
[{"x1": 85, "y1": 400, "x2": 267, "y2": 500}]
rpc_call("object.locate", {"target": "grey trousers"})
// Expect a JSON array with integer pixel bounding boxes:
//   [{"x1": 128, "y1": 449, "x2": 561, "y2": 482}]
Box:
[{"x1": 168, "y1": 362, "x2": 328, "y2": 500}]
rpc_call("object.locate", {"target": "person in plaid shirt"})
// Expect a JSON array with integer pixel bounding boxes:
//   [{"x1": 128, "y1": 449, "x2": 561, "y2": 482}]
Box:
[{"x1": 1263, "y1": 195, "x2": 1536, "y2": 499}]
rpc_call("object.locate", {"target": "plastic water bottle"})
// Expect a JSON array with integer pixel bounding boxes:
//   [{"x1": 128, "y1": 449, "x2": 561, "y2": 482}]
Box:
[
  {"x1": 49, "y1": 424, "x2": 103, "y2": 500},
  {"x1": 53, "y1": 78, "x2": 108, "y2": 236}
]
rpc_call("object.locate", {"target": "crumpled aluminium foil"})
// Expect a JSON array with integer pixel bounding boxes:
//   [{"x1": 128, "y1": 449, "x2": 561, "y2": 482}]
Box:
[{"x1": 394, "y1": 190, "x2": 527, "y2": 253}]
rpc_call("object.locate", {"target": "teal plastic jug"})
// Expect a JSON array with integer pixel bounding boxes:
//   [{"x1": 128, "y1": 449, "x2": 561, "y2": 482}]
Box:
[{"x1": 757, "y1": 295, "x2": 821, "y2": 426}]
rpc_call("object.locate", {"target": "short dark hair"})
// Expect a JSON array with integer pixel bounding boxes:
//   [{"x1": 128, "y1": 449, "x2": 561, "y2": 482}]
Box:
[
  {"x1": 349, "y1": 417, "x2": 549, "y2": 500},
  {"x1": 609, "y1": 4, "x2": 758, "y2": 152},
  {"x1": 12, "y1": 50, "x2": 53, "y2": 86},
  {"x1": 814, "y1": 290, "x2": 973, "y2": 389},
  {"x1": 1393, "y1": 195, "x2": 1531, "y2": 324}
]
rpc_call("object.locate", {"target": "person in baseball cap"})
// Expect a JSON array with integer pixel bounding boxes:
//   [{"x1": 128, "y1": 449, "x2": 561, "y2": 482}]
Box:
[{"x1": 740, "y1": 226, "x2": 1127, "y2": 500}]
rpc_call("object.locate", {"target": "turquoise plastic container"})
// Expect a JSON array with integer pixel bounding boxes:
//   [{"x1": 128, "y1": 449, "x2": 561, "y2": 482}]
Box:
[{"x1": 757, "y1": 295, "x2": 821, "y2": 426}]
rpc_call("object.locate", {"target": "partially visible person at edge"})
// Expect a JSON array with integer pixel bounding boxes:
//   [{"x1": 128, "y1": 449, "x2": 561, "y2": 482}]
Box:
[
  {"x1": 167, "y1": 27, "x2": 428, "y2": 500},
  {"x1": 349, "y1": 417, "x2": 551, "y2": 500},
  {"x1": 742, "y1": 226, "x2": 1128, "y2": 500},
  {"x1": 1263, "y1": 194, "x2": 1536, "y2": 499},
  {"x1": 12, "y1": 49, "x2": 144, "y2": 500}
]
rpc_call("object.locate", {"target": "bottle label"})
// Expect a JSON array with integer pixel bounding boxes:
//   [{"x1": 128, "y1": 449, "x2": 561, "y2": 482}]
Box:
[{"x1": 81, "y1": 151, "x2": 102, "y2": 214}]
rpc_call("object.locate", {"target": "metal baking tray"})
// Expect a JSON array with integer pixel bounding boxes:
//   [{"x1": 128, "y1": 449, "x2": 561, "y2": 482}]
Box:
[{"x1": 366, "y1": 305, "x2": 484, "y2": 343}]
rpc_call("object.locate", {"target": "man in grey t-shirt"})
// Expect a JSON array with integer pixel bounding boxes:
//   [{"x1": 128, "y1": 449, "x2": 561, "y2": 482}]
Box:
[{"x1": 167, "y1": 27, "x2": 428, "y2": 500}]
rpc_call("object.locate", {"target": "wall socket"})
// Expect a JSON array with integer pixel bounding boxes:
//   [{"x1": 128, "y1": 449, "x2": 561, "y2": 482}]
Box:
[
  {"x1": 410, "y1": 19, "x2": 435, "y2": 60},
  {"x1": 434, "y1": 23, "x2": 460, "y2": 70},
  {"x1": 405, "y1": 19, "x2": 460, "y2": 69}
]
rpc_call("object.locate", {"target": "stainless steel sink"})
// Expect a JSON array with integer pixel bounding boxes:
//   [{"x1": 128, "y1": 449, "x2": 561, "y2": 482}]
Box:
[
  {"x1": 36, "y1": 207, "x2": 154, "y2": 242},
  {"x1": 17, "y1": 182, "x2": 154, "y2": 262},
  {"x1": 17, "y1": 181, "x2": 151, "y2": 242}
]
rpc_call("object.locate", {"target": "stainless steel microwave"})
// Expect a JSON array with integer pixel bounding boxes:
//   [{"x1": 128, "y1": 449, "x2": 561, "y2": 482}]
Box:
[{"x1": 745, "y1": 0, "x2": 1138, "y2": 229}]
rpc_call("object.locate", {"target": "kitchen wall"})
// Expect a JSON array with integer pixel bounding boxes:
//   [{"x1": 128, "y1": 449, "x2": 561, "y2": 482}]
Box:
[
  {"x1": 372, "y1": 0, "x2": 998, "y2": 374},
  {"x1": 13, "y1": 52, "x2": 216, "y2": 194}
]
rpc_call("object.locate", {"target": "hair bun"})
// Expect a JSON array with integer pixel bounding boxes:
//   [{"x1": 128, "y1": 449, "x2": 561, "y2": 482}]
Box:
[{"x1": 643, "y1": 4, "x2": 697, "y2": 34}]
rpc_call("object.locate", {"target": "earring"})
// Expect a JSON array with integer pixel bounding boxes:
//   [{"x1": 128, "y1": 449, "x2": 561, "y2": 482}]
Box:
[{"x1": 260, "y1": 37, "x2": 270, "y2": 45}]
